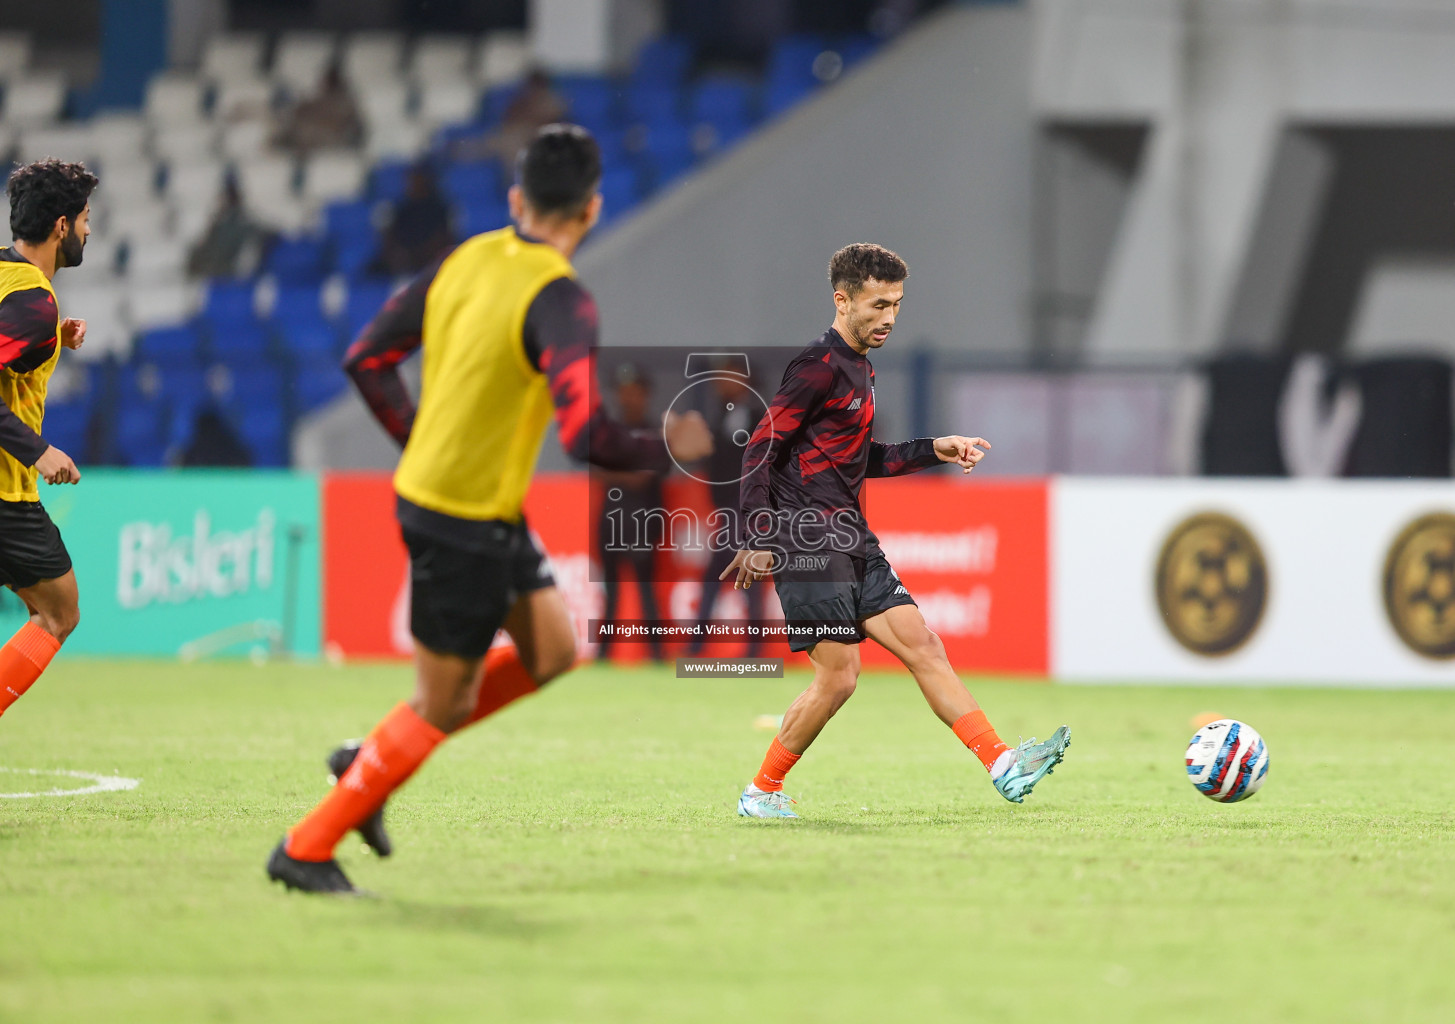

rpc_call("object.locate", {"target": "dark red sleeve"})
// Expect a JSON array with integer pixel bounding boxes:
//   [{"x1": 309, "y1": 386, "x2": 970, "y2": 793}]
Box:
[
  {"x1": 341, "y1": 255, "x2": 448, "y2": 447},
  {"x1": 0, "y1": 286, "x2": 58, "y2": 465},
  {"x1": 738, "y1": 355, "x2": 832, "y2": 534},
  {"x1": 524, "y1": 277, "x2": 670, "y2": 472},
  {"x1": 867, "y1": 438, "x2": 939, "y2": 477}
]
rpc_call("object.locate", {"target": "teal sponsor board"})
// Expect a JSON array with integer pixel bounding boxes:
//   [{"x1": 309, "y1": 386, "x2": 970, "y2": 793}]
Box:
[{"x1": 0, "y1": 471, "x2": 321, "y2": 657}]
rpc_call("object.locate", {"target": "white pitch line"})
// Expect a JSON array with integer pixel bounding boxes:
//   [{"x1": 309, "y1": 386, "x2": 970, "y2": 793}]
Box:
[{"x1": 0, "y1": 767, "x2": 141, "y2": 799}]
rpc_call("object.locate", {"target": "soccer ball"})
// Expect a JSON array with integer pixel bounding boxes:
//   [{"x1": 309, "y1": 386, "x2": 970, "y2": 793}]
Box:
[{"x1": 1184, "y1": 719, "x2": 1269, "y2": 803}]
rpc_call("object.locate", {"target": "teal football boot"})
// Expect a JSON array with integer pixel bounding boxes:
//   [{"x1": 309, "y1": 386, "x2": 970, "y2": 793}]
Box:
[
  {"x1": 993, "y1": 726, "x2": 1071, "y2": 803},
  {"x1": 737, "y1": 783, "x2": 799, "y2": 818}
]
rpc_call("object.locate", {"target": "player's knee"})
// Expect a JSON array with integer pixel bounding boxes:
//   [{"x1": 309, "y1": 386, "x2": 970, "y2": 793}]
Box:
[
  {"x1": 900, "y1": 627, "x2": 946, "y2": 672},
  {"x1": 42, "y1": 605, "x2": 79, "y2": 643},
  {"x1": 817, "y1": 665, "x2": 859, "y2": 704},
  {"x1": 533, "y1": 637, "x2": 577, "y2": 685}
]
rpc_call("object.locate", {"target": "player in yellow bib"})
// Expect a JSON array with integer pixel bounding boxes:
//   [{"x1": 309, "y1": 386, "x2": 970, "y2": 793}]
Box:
[
  {"x1": 0, "y1": 160, "x2": 94, "y2": 725},
  {"x1": 269, "y1": 125, "x2": 713, "y2": 893}
]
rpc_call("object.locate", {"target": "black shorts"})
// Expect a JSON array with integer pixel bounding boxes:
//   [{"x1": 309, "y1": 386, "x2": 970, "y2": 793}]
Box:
[
  {"x1": 0, "y1": 499, "x2": 72, "y2": 591},
  {"x1": 773, "y1": 548, "x2": 916, "y2": 653},
  {"x1": 400, "y1": 509, "x2": 556, "y2": 660}
]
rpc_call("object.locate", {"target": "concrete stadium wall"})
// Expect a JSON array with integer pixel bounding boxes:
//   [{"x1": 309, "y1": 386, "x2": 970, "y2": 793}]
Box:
[
  {"x1": 577, "y1": 3, "x2": 1036, "y2": 356},
  {"x1": 1035, "y1": 0, "x2": 1455, "y2": 361}
]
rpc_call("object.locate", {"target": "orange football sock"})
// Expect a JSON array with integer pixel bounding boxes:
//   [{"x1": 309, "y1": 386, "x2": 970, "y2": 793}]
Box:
[
  {"x1": 953, "y1": 710, "x2": 1009, "y2": 771},
  {"x1": 464, "y1": 647, "x2": 539, "y2": 727},
  {"x1": 0, "y1": 622, "x2": 61, "y2": 718},
  {"x1": 753, "y1": 737, "x2": 801, "y2": 792},
  {"x1": 286, "y1": 702, "x2": 445, "y2": 862}
]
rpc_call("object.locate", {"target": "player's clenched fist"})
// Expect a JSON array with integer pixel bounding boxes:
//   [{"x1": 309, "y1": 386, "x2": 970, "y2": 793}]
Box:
[
  {"x1": 35, "y1": 445, "x2": 80, "y2": 485},
  {"x1": 59, "y1": 317, "x2": 86, "y2": 350},
  {"x1": 933, "y1": 435, "x2": 991, "y2": 474},
  {"x1": 664, "y1": 410, "x2": 714, "y2": 461}
]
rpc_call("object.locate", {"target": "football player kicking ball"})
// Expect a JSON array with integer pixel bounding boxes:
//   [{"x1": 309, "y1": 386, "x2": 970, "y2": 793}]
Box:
[
  {"x1": 724, "y1": 243, "x2": 1069, "y2": 818},
  {"x1": 266, "y1": 125, "x2": 713, "y2": 893}
]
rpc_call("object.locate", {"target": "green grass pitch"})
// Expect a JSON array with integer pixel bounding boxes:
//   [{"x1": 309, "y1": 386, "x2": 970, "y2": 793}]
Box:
[{"x1": 2, "y1": 660, "x2": 1454, "y2": 1023}]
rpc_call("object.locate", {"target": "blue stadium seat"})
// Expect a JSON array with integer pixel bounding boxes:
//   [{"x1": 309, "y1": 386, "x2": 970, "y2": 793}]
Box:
[
  {"x1": 691, "y1": 76, "x2": 757, "y2": 127},
  {"x1": 631, "y1": 36, "x2": 692, "y2": 88},
  {"x1": 433, "y1": 121, "x2": 486, "y2": 154},
  {"x1": 332, "y1": 227, "x2": 380, "y2": 278},
  {"x1": 442, "y1": 161, "x2": 502, "y2": 205},
  {"x1": 116, "y1": 404, "x2": 168, "y2": 466},
  {"x1": 272, "y1": 284, "x2": 326, "y2": 326},
  {"x1": 838, "y1": 34, "x2": 878, "y2": 68},
  {"x1": 292, "y1": 356, "x2": 348, "y2": 413},
  {"x1": 479, "y1": 85, "x2": 515, "y2": 126},
  {"x1": 637, "y1": 122, "x2": 697, "y2": 188},
  {"x1": 207, "y1": 319, "x2": 273, "y2": 363},
  {"x1": 370, "y1": 159, "x2": 414, "y2": 202},
  {"x1": 227, "y1": 365, "x2": 287, "y2": 405},
  {"x1": 266, "y1": 237, "x2": 330, "y2": 284},
  {"x1": 768, "y1": 34, "x2": 828, "y2": 90},
  {"x1": 152, "y1": 363, "x2": 209, "y2": 402},
  {"x1": 343, "y1": 281, "x2": 395, "y2": 341},
  {"x1": 764, "y1": 78, "x2": 816, "y2": 117},
  {"x1": 203, "y1": 282, "x2": 257, "y2": 325},
  {"x1": 279, "y1": 320, "x2": 341, "y2": 360},
  {"x1": 323, "y1": 200, "x2": 375, "y2": 240},
  {"x1": 594, "y1": 127, "x2": 629, "y2": 167},
  {"x1": 235, "y1": 407, "x2": 290, "y2": 467},
  {"x1": 135, "y1": 325, "x2": 202, "y2": 363},
  {"x1": 40, "y1": 402, "x2": 90, "y2": 461},
  {"x1": 598, "y1": 167, "x2": 640, "y2": 223},
  {"x1": 556, "y1": 75, "x2": 618, "y2": 131},
  {"x1": 624, "y1": 83, "x2": 682, "y2": 124},
  {"x1": 455, "y1": 198, "x2": 510, "y2": 238}
]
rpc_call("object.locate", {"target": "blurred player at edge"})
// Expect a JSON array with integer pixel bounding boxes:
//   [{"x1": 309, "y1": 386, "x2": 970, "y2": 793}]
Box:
[
  {"x1": 0, "y1": 161, "x2": 94, "y2": 724},
  {"x1": 723, "y1": 244, "x2": 1070, "y2": 818},
  {"x1": 267, "y1": 125, "x2": 713, "y2": 893}
]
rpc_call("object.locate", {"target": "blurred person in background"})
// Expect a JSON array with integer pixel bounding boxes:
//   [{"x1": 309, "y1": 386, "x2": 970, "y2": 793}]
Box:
[
  {"x1": 267, "y1": 125, "x2": 711, "y2": 893},
  {"x1": 372, "y1": 163, "x2": 454, "y2": 278},
  {"x1": 450, "y1": 69, "x2": 566, "y2": 167},
  {"x1": 186, "y1": 175, "x2": 271, "y2": 279},
  {"x1": 595, "y1": 363, "x2": 667, "y2": 664},
  {"x1": 0, "y1": 160, "x2": 94, "y2": 725},
  {"x1": 273, "y1": 63, "x2": 364, "y2": 155},
  {"x1": 689, "y1": 368, "x2": 764, "y2": 657}
]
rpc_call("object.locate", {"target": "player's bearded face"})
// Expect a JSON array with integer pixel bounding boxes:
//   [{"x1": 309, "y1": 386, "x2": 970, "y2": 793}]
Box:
[
  {"x1": 58, "y1": 213, "x2": 87, "y2": 268},
  {"x1": 842, "y1": 279, "x2": 904, "y2": 349}
]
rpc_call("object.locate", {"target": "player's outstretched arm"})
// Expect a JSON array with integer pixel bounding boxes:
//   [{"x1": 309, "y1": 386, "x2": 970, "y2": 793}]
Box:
[{"x1": 865, "y1": 435, "x2": 989, "y2": 476}]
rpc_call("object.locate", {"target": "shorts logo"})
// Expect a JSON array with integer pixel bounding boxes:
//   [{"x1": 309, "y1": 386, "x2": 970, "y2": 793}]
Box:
[
  {"x1": 1154, "y1": 512, "x2": 1267, "y2": 656},
  {"x1": 893, "y1": 584, "x2": 908, "y2": 596},
  {"x1": 848, "y1": 398, "x2": 862, "y2": 410},
  {"x1": 1383, "y1": 512, "x2": 1455, "y2": 659}
]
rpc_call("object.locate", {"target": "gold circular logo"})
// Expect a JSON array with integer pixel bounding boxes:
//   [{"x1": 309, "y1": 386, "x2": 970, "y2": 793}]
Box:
[
  {"x1": 1155, "y1": 512, "x2": 1268, "y2": 656},
  {"x1": 1383, "y1": 513, "x2": 1455, "y2": 659}
]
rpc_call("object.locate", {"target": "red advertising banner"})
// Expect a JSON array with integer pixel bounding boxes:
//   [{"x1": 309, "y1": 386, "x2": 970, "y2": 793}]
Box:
[
  {"x1": 322, "y1": 473, "x2": 1048, "y2": 675},
  {"x1": 865, "y1": 477, "x2": 1047, "y2": 674}
]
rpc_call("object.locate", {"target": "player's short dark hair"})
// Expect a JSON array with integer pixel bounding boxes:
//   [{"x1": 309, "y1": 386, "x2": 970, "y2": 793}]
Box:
[
  {"x1": 7, "y1": 159, "x2": 98, "y2": 244},
  {"x1": 517, "y1": 123, "x2": 602, "y2": 217},
  {"x1": 829, "y1": 243, "x2": 908, "y2": 295}
]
